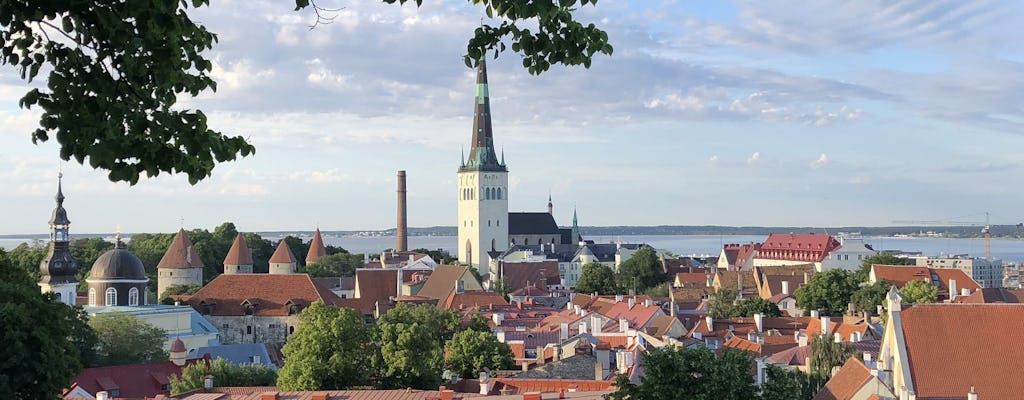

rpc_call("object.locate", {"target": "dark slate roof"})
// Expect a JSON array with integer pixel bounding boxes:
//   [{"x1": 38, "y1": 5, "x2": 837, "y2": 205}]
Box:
[
  {"x1": 90, "y1": 247, "x2": 147, "y2": 280},
  {"x1": 508, "y1": 212, "x2": 562, "y2": 235}
]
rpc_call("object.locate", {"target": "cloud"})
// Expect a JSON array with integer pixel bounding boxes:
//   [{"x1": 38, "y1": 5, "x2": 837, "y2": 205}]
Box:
[
  {"x1": 288, "y1": 168, "x2": 351, "y2": 184},
  {"x1": 811, "y1": 153, "x2": 829, "y2": 169},
  {"x1": 849, "y1": 175, "x2": 872, "y2": 184},
  {"x1": 209, "y1": 59, "x2": 276, "y2": 92},
  {"x1": 747, "y1": 152, "x2": 761, "y2": 164},
  {"x1": 708, "y1": 155, "x2": 720, "y2": 165},
  {"x1": 218, "y1": 183, "x2": 269, "y2": 197}
]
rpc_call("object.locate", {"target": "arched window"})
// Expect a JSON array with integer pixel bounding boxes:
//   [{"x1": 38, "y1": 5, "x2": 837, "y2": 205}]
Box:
[
  {"x1": 105, "y1": 287, "x2": 117, "y2": 306},
  {"x1": 491, "y1": 238, "x2": 496, "y2": 252},
  {"x1": 465, "y1": 240, "x2": 473, "y2": 265},
  {"x1": 128, "y1": 287, "x2": 139, "y2": 306},
  {"x1": 485, "y1": 188, "x2": 491, "y2": 200},
  {"x1": 497, "y1": 188, "x2": 502, "y2": 200},
  {"x1": 88, "y1": 288, "x2": 96, "y2": 306}
]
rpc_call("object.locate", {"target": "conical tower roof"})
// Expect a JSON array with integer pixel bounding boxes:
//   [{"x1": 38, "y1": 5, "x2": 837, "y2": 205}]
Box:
[
  {"x1": 270, "y1": 239, "x2": 297, "y2": 264},
  {"x1": 224, "y1": 233, "x2": 254, "y2": 266},
  {"x1": 158, "y1": 228, "x2": 205, "y2": 270},
  {"x1": 306, "y1": 228, "x2": 327, "y2": 264}
]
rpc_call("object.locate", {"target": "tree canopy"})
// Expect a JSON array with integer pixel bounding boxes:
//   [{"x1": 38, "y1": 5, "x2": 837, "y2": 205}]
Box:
[
  {"x1": 444, "y1": 329, "x2": 515, "y2": 379},
  {"x1": 794, "y1": 269, "x2": 860, "y2": 316},
  {"x1": 277, "y1": 301, "x2": 375, "y2": 390},
  {"x1": 607, "y1": 346, "x2": 760, "y2": 400},
  {"x1": 2, "y1": 0, "x2": 610, "y2": 184},
  {"x1": 89, "y1": 311, "x2": 168, "y2": 367},
  {"x1": 850, "y1": 280, "x2": 891, "y2": 313},
  {"x1": 576, "y1": 262, "x2": 618, "y2": 295},
  {"x1": 900, "y1": 280, "x2": 938, "y2": 304},
  {"x1": 616, "y1": 248, "x2": 664, "y2": 294},
  {"x1": 170, "y1": 357, "x2": 277, "y2": 395},
  {"x1": 0, "y1": 249, "x2": 96, "y2": 400}
]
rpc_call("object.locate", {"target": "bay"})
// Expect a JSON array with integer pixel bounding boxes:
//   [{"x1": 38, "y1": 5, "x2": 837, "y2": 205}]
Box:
[{"x1": 5, "y1": 234, "x2": 1023, "y2": 262}]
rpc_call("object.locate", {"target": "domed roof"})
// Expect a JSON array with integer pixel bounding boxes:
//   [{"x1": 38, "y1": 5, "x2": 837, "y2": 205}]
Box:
[{"x1": 90, "y1": 246, "x2": 147, "y2": 281}]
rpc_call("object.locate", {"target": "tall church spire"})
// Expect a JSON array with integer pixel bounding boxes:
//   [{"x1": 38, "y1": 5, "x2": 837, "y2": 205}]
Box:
[
  {"x1": 571, "y1": 205, "x2": 581, "y2": 244},
  {"x1": 39, "y1": 172, "x2": 79, "y2": 305},
  {"x1": 460, "y1": 58, "x2": 506, "y2": 172}
]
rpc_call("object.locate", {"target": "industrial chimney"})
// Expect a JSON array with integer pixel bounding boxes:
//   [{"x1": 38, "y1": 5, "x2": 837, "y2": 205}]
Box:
[{"x1": 396, "y1": 170, "x2": 408, "y2": 252}]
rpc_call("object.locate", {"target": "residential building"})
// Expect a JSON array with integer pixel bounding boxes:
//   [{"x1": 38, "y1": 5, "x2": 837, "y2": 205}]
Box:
[
  {"x1": 870, "y1": 264, "x2": 982, "y2": 301},
  {"x1": 811, "y1": 357, "x2": 896, "y2": 400},
  {"x1": 819, "y1": 233, "x2": 877, "y2": 271},
  {"x1": 915, "y1": 255, "x2": 1004, "y2": 288},
  {"x1": 717, "y1": 242, "x2": 760, "y2": 270},
  {"x1": 877, "y1": 288, "x2": 1024, "y2": 399},
  {"x1": 753, "y1": 233, "x2": 874, "y2": 272}
]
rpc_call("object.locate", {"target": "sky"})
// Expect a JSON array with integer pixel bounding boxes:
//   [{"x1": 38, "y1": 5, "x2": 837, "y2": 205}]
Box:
[{"x1": 3, "y1": 0, "x2": 1024, "y2": 235}]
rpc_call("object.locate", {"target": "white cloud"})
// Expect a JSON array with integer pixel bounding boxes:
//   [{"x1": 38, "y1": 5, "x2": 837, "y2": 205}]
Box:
[
  {"x1": 849, "y1": 175, "x2": 872, "y2": 184},
  {"x1": 288, "y1": 168, "x2": 351, "y2": 184},
  {"x1": 811, "y1": 153, "x2": 829, "y2": 169},
  {"x1": 747, "y1": 152, "x2": 761, "y2": 164},
  {"x1": 708, "y1": 155, "x2": 720, "y2": 165},
  {"x1": 209, "y1": 59, "x2": 276, "y2": 92}
]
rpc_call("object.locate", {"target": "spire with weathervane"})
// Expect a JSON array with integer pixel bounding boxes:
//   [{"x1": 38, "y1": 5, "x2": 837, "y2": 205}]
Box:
[
  {"x1": 459, "y1": 58, "x2": 506, "y2": 172},
  {"x1": 39, "y1": 171, "x2": 80, "y2": 305},
  {"x1": 571, "y1": 205, "x2": 582, "y2": 244}
]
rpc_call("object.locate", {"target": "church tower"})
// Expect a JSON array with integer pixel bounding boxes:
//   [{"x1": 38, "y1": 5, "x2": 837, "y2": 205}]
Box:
[
  {"x1": 457, "y1": 59, "x2": 508, "y2": 269},
  {"x1": 39, "y1": 173, "x2": 79, "y2": 305}
]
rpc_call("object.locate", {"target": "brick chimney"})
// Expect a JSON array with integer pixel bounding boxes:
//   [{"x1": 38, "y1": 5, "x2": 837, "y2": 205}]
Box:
[{"x1": 396, "y1": 170, "x2": 408, "y2": 252}]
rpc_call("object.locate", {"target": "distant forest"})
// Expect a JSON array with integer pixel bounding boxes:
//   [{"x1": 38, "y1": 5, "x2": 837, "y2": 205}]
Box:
[{"x1": 6, "y1": 224, "x2": 1023, "y2": 240}]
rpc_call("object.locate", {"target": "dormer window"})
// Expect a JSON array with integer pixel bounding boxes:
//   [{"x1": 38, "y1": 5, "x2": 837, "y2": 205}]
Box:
[
  {"x1": 241, "y1": 300, "x2": 255, "y2": 316},
  {"x1": 199, "y1": 300, "x2": 214, "y2": 315},
  {"x1": 286, "y1": 299, "x2": 303, "y2": 316}
]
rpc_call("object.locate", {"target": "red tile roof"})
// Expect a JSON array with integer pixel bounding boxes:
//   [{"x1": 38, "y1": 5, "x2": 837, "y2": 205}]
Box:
[
  {"x1": 305, "y1": 228, "x2": 327, "y2": 264},
  {"x1": 954, "y1": 287, "x2": 1024, "y2": 303},
  {"x1": 70, "y1": 359, "x2": 205, "y2": 399},
  {"x1": 443, "y1": 290, "x2": 508, "y2": 310},
  {"x1": 674, "y1": 272, "x2": 711, "y2": 286},
  {"x1": 501, "y1": 261, "x2": 560, "y2": 292},
  {"x1": 158, "y1": 228, "x2": 205, "y2": 270},
  {"x1": 871, "y1": 265, "x2": 981, "y2": 299},
  {"x1": 187, "y1": 274, "x2": 340, "y2": 316},
  {"x1": 812, "y1": 358, "x2": 873, "y2": 400},
  {"x1": 269, "y1": 240, "x2": 297, "y2": 264},
  {"x1": 602, "y1": 301, "x2": 663, "y2": 329},
  {"x1": 759, "y1": 233, "x2": 839, "y2": 263},
  {"x1": 899, "y1": 304, "x2": 1024, "y2": 400},
  {"x1": 224, "y1": 233, "x2": 254, "y2": 266}
]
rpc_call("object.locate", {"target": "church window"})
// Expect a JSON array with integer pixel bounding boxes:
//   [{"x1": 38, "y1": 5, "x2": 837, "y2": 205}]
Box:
[
  {"x1": 488, "y1": 220, "x2": 491, "y2": 227},
  {"x1": 105, "y1": 288, "x2": 117, "y2": 306},
  {"x1": 491, "y1": 239, "x2": 496, "y2": 251},
  {"x1": 497, "y1": 220, "x2": 500, "y2": 226},
  {"x1": 128, "y1": 287, "x2": 139, "y2": 306},
  {"x1": 497, "y1": 188, "x2": 502, "y2": 200},
  {"x1": 247, "y1": 325, "x2": 252, "y2": 335},
  {"x1": 486, "y1": 188, "x2": 491, "y2": 200},
  {"x1": 55, "y1": 292, "x2": 62, "y2": 301}
]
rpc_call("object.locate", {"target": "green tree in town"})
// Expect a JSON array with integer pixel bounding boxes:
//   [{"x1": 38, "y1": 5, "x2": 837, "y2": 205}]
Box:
[
  {"x1": 160, "y1": 283, "x2": 202, "y2": 304},
  {"x1": 707, "y1": 289, "x2": 739, "y2": 319},
  {"x1": 444, "y1": 330, "x2": 515, "y2": 379},
  {"x1": 492, "y1": 276, "x2": 512, "y2": 299},
  {"x1": 850, "y1": 280, "x2": 892, "y2": 313},
  {"x1": 576, "y1": 262, "x2": 619, "y2": 295},
  {"x1": 760, "y1": 365, "x2": 804, "y2": 400},
  {"x1": 5, "y1": 240, "x2": 47, "y2": 282},
  {"x1": 734, "y1": 296, "x2": 782, "y2": 318},
  {"x1": 643, "y1": 282, "x2": 670, "y2": 300},
  {"x1": 170, "y1": 357, "x2": 277, "y2": 395},
  {"x1": 2, "y1": 1, "x2": 610, "y2": 184},
  {"x1": 301, "y1": 253, "x2": 364, "y2": 277},
  {"x1": 277, "y1": 302, "x2": 374, "y2": 390},
  {"x1": 606, "y1": 346, "x2": 759, "y2": 400},
  {"x1": 71, "y1": 237, "x2": 115, "y2": 290},
  {"x1": 90, "y1": 312, "x2": 168, "y2": 367},
  {"x1": 376, "y1": 315, "x2": 444, "y2": 389},
  {"x1": 856, "y1": 253, "x2": 914, "y2": 282},
  {"x1": 0, "y1": 249, "x2": 97, "y2": 399},
  {"x1": 381, "y1": 303, "x2": 464, "y2": 344},
  {"x1": 807, "y1": 334, "x2": 856, "y2": 395},
  {"x1": 616, "y1": 248, "x2": 664, "y2": 293},
  {"x1": 900, "y1": 280, "x2": 938, "y2": 304},
  {"x1": 794, "y1": 269, "x2": 860, "y2": 316}
]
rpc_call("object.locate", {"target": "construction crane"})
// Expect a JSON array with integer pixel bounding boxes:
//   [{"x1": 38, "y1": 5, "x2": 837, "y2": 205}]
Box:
[{"x1": 892, "y1": 212, "x2": 993, "y2": 260}]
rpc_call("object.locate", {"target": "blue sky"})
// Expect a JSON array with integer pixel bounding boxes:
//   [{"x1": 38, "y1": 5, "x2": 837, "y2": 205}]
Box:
[{"x1": 3, "y1": 0, "x2": 1024, "y2": 234}]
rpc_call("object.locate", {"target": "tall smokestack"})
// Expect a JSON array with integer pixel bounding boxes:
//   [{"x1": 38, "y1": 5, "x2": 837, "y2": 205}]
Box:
[{"x1": 396, "y1": 170, "x2": 408, "y2": 252}]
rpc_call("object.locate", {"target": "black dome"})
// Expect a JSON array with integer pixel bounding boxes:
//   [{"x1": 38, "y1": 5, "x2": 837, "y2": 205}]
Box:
[{"x1": 90, "y1": 247, "x2": 147, "y2": 280}]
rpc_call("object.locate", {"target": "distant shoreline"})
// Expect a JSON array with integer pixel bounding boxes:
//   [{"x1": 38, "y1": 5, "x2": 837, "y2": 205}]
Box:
[{"x1": 2, "y1": 224, "x2": 1019, "y2": 240}]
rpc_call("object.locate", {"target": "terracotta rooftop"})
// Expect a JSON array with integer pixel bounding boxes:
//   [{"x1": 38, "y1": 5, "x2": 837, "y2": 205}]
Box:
[
  {"x1": 954, "y1": 287, "x2": 1024, "y2": 303},
  {"x1": 766, "y1": 344, "x2": 811, "y2": 366},
  {"x1": 187, "y1": 274, "x2": 340, "y2": 316},
  {"x1": 758, "y1": 233, "x2": 840, "y2": 263},
  {"x1": 305, "y1": 228, "x2": 327, "y2": 264},
  {"x1": 269, "y1": 240, "x2": 297, "y2": 264},
  {"x1": 899, "y1": 303, "x2": 1024, "y2": 400},
  {"x1": 501, "y1": 261, "x2": 561, "y2": 292},
  {"x1": 871, "y1": 264, "x2": 982, "y2": 298},
  {"x1": 443, "y1": 290, "x2": 508, "y2": 310},
  {"x1": 223, "y1": 233, "x2": 254, "y2": 266},
  {"x1": 602, "y1": 300, "x2": 663, "y2": 330},
  {"x1": 812, "y1": 357, "x2": 874, "y2": 400},
  {"x1": 157, "y1": 228, "x2": 205, "y2": 270},
  {"x1": 70, "y1": 359, "x2": 205, "y2": 399}
]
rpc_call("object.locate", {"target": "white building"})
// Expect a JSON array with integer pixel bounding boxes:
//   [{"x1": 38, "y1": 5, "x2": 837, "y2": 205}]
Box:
[{"x1": 915, "y1": 255, "x2": 1003, "y2": 288}]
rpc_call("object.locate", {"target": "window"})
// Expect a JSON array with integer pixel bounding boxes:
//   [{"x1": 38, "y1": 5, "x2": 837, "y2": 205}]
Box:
[
  {"x1": 497, "y1": 188, "x2": 502, "y2": 200},
  {"x1": 105, "y1": 287, "x2": 117, "y2": 306},
  {"x1": 247, "y1": 325, "x2": 252, "y2": 334},
  {"x1": 55, "y1": 292, "x2": 62, "y2": 301},
  {"x1": 88, "y1": 288, "x2": 96, "y2": 306},
  {"x1": 128, "y1": 287, "x2": 139, "y2": 306},
  {"x1": 289, "y1": 326, "x2": 295, "y2": 334}
]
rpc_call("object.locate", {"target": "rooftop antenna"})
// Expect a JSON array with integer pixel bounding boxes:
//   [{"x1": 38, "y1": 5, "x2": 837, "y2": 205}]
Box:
[{"x1": 180, "y1": 216, "x2": 184, "y2": 229}]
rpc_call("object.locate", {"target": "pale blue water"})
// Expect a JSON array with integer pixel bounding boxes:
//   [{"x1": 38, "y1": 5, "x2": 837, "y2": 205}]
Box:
[{"x1": 7, "y1": 234, "x2": 1022, "y2": 262}]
